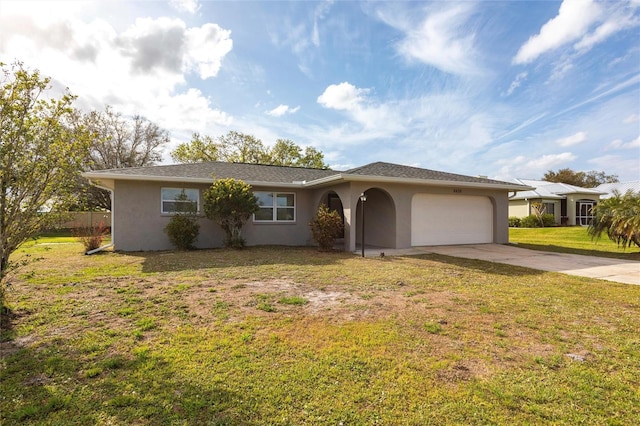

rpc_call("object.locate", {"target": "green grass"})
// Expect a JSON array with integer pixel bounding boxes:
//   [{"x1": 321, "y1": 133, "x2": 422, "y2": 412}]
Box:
[
  {"x1": 1, "y1": 238, "x2": 639, "y2": 425},
  {"x1": 509, "y1": 226, "x2": 640, "y2": 260}
]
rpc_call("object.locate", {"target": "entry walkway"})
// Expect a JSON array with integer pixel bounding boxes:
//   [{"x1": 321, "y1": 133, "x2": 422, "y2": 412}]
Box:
[{"x1": 357, "y1": 244, "x2": 640, "y2": 285}]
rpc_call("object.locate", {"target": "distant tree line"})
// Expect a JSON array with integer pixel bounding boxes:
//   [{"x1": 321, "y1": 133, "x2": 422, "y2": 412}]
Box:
[{"x1": 542, "y1": 168, "x2": 618, "y2": 188}]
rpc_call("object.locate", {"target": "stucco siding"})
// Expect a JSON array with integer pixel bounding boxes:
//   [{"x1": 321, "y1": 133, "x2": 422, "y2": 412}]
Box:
[
  {"x1": 508, "y1": 200, "x2": 529, "y2": 218},
  {"x1": 112, "y1": 180, "x2": 316, "y2": 251},
  {"x1": 566, "y1": 194, "x2": 600, "y2": 226},
  {"x1": 113, "y1": 180, "x2": 225, "y2": 251},
  {"x1": 338, "y1": 182, "x2": 510, "y2": 250},
  {"x1": 112, "y1": 179, "x2": 512, "y2": 252}
]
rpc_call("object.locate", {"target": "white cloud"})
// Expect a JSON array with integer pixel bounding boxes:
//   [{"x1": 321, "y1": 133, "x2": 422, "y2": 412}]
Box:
[
  {"x1": 312, "y1": 0, "x2": 334, "y2": 47},
  {"x1": 623, "y1": 114, "x2": 640, "y2": 124},
  {"x1": 184, "y1": 23, "x2": 233, "y2": 79},
  {"x1": 556, "y1": 131, "x2": 587, "y2": 147},
  {"x1": 504, "y1": 72, "x2": 528, "y2": 96},
  {"x1": 513, "y1": 0, "x2": 601, "y2": 64},
  {"x1": 607, "y1": 136, "x2": 640, "y2": 150},
  {"x1": 377, "y1": 3, "x2": 481, "y2": 75},
  {"x1": 574, "y1": 10, "x2": 640, "y2": 52},
  {"x1": 0, "y1": 9, "x2": 233, "y2": 144},
  {"x1": 317, "y1": 82, "x2": 369, "y2": 111},
  {"x1": 588, "y1": 154, "x2": 640, "y2": 178},
  {"x1": 170, "y1": 0, "x2": 200, "y2": 15},
  {"x1": 266, "y1": 104, "x2": 300, "y2": 117},
  {"x1": 495, "y1": 152, "x2": 577, "y2": 179}
]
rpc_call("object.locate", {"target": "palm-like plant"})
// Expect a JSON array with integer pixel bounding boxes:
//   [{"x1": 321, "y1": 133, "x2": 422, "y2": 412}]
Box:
[{"x1": 588, "y1": 190, "x2": 640, "y2": 248}]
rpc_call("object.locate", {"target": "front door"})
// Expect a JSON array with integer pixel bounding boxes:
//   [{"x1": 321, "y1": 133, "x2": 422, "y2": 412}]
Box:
[{"x1": 577, "y1": 201, "x2": 595, "y2": 226}]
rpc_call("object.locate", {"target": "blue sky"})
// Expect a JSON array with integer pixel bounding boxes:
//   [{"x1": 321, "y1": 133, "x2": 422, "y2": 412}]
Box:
[{"x1": 1, "y1": 0, "x2": 639, "y2": 181}]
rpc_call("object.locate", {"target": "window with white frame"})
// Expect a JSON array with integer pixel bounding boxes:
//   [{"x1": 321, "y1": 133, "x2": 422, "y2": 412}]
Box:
[
  {"x1": 543, "y1": 202, "x2": 555, "y2": 215},
  {"x1": 254, "y1": 192, "x2": 295, "y2": 222},
  {"x1": 161, "y1": 188, "x2": 199, "y2": 214}
]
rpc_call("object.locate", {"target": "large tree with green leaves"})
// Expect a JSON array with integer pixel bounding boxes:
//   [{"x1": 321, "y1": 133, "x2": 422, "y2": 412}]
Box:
[
  {"x1": 76, "y1": 106, "x2": 171, "y2": 210},
  {"x1": 588, "y1": 190, "x2": 640, "y2": 249},
  {"x1": 0, "y1": 62, "x2": 89, "y2": 287},
  {"x1": 543, "y1": 168, "x2": 618, "y2": 188},
  {"x1": 203, "y1": 178, "x2": 259, "y2": 248},
  {"x1": 171, "y1": 131, "x2": 329, "y2": 169}
]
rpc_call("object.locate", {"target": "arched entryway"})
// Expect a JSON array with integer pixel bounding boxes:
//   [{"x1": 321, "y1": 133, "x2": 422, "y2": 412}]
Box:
[
  {"x1": 316, "y1": 190, "x2": 346, "y2": 242},
  {"x1": 356, "y1": 188, "x2": 396, "y2": 249}
]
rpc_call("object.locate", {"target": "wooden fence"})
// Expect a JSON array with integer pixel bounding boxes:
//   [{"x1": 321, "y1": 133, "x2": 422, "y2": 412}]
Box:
[{"x1": 56, "y1": 212, "x2": 112, "y2": 229}]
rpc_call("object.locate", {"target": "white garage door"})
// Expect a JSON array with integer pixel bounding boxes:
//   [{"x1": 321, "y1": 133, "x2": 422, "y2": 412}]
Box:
[{"x1": 411, "y1": 194, "x2": 493, "y2": 246}]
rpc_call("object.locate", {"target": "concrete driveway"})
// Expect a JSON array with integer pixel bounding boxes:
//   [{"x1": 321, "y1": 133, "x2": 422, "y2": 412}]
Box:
[{"x1": 368, "y1": 244, "x2": 640, "y2": 285}]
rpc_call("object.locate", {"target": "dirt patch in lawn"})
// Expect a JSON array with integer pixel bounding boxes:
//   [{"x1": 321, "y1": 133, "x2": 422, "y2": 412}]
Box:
[{"x1": 180, "y1": 278, "x2": 443, "y2": 323}]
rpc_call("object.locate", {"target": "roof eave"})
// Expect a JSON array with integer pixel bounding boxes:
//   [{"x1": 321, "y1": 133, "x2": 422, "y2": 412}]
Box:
[
  {"x1": 81, "y1": 172, "x2": 306, "y2": 188},
  {"x1": 323, "y1": 174, "x2": 534, "y2": 191}
]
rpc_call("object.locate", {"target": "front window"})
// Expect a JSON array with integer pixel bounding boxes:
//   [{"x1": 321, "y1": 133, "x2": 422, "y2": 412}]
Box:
[
  {"x1": 254, "y1": 192, "x2": 295, "y2": 222},
  {"x1": 161, "y1": 188, "x2": 199, "y2": 214},
  {"x1": 543, "y1": 202, "x2": 555, "y2": 215}
]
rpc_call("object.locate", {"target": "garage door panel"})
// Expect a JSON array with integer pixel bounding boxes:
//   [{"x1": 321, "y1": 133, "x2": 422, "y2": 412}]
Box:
[{"x1": 411, "y1": 194, "x2": 493, "y2": 246}]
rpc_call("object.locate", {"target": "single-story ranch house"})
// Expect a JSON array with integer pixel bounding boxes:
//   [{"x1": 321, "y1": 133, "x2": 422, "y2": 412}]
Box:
[
  {"x1": 508, "y1": 179, "x2": 605, "y2": 226},
  {"x1": 83, "y1": 161, "x2": 531, "y2": 252}
]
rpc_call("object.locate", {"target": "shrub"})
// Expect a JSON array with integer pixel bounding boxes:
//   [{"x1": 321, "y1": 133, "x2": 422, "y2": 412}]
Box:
[
  {"x1": 541, "y1": 213, "x2": 556, "y2": 227},
  {"x1": 310, "y1": 204, "x2": 344, "y2": 251},
  {"x1": 203, "y1": 179, "x2": 258, "y2": 249},
  {"x1": 73, "y1": 220, "x2": 110, "y2": 252},
  {"x1": 164, "y1": 191, "x2": 200, "y2": 250},
  {"x1": 520, "y1": 215, "x2": 541, "y2": 228},
  {"x1": 508, "y1": 217, "x2": 521, "y2": 227},
  {"x1": 519, "y1": 214, "x2": 556, "y2": 228},
  {"x1": 164, "y1": 214, "x2": 200, "y2": 250}
]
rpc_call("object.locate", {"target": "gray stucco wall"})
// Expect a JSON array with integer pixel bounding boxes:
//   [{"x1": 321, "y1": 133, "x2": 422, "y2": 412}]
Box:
[
  {"x1": 112, "y1": 180, "x2": 316, "y2": 251},
  {"x1": 112, "y1": 179, "x2": 511, "y2": 252},
  {"x1": 317, "y1": 182, "x2": 510, "y2": 251}
]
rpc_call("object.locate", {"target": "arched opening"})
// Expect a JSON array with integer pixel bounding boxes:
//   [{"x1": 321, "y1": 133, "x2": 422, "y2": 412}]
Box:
[
  {"x1": 356, "y1": 187, "x2": 396, "y2": 249},
  {"x1": 316, "y1": 190, "x2": 345, "y2": 242}
]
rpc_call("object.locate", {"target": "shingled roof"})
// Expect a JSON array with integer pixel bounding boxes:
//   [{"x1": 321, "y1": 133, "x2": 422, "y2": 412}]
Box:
[
  {"x1": 344, "y1": 162, "x2": 513, "y2": 186},
  {"x1": 84, "y1": 161, "x2": 336, "y2": 184},
  {"x1": 84, "y1": 161, "x2": 530, "y2": 190}
]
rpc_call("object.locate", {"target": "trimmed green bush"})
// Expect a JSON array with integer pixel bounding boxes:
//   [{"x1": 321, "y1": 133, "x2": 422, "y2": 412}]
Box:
[
  {"x1": 520, "y1": 214, "x2": 556, "y2": 228},
  {"x1": 164, "y1": 214, "x2": 200, "y2": 250},
  {"x1": 310, "y1": 204, "x2": 344, "y2": 251},
  {"x1": 508, "y1": 217, "x2": 521, "y2": 227}
]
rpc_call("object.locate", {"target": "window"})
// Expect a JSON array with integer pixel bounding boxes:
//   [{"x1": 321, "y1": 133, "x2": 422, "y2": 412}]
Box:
[
  {"x1": 543, "y1": 202, "x2": 555, "y2": 215},
  {"x1": 161, "y1": 188, "x2": 199, "y2": 214},
  {"x1": 254, "y1": 192, "x2": 295, "y2": 222}
]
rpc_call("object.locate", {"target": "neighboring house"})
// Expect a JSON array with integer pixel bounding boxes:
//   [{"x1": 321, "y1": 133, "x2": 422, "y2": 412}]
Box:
[
  {"x1": 83, "y1": 161, "x2": 531, "y2": 252},
  {"x1": 595, "y1": 181, "x2": 640, "y2": 199},
  {"x1": 508, "y1": 179, "x2": 605, "y2": 226}
]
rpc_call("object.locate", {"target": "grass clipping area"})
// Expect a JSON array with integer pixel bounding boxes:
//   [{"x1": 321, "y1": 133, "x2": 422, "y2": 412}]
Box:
[{"x1": 1, "y1": 242, "x2": 639, "y2": 425}]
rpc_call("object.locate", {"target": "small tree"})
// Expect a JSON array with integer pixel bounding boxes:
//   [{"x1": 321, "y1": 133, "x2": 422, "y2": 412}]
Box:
[
  {"x1": 203, "y1": 178, "x2": 258, "y2": 248},
  {"x1": 164, "y1": 191, "x2": 200, "y2": 250},
  {"x1": 1, "y1": 62, "x2": 89, "y2": 295},
  {"x1": 310, "y1": 204, "x2": 344, "y2": 251},
  {"x1": 588, "y1": 190, "x2": 640, "y2": 249},
  {"x1": 531, "y1": 202, "x2": 546, "y2": 227}
]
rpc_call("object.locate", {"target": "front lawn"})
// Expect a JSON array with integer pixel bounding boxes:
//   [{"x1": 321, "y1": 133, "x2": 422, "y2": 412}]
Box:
[
  {"x1": 1, "y1": 239, "x2": 639, "y2": 425},
  {"x1": 509, "y1": 226, "x2": 640, "y2": 261}
]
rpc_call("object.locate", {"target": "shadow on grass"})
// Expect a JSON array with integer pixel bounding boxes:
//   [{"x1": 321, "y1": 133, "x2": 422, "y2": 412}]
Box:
[
  {"x1": 0, "y1": 344, "x2": 255, "y2": 425},
  {"x1": 128, "y1": 245, "x2": 351, "y2": 274},
  {"x1": 402, "y1": 253, "x2": 547, "y2": 278},
  {"x1": 510, "y1": 243, "x2": 640, "y2": 261}
]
